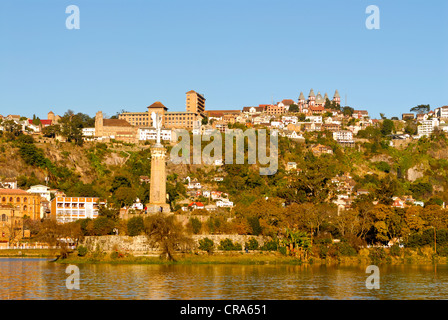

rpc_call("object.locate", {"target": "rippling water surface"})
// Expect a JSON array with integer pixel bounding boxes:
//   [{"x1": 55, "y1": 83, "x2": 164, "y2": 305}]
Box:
[{"x1": 0, "y1": 258, "x2": 447, "y2": 299}]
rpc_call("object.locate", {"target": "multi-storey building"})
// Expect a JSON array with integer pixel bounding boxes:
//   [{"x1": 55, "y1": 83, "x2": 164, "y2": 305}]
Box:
[
  {"x1": 186, "y1": 90, "x2": 205, "y2": 115},
  {"x1": 0, "y1": 206, "x2": 24, "y2": 248},
  {"x1": 0, "y1": 189, "x2": 41, "y2": 220},
  {"x1": 95, "y1": 111, "x2": 137, "y2": 143},
  {"x1": 138, "y1": 127, "x2": 174, "y2": 141},
  {"x1": 266, "y1": 104, "x2": 285, "y2": 115},
  {"x1": 435, "y1": 106, "x2": 448, "y2": 119},
  {"x1": 119, "y1": 94, "x2": 203, "y2": 131},
  {"x1": 51, "y1": 196, "x2": 106, "y2": 223},
  {"x1": 418, "y1": 119, "x2": 439, "y2": 138}
]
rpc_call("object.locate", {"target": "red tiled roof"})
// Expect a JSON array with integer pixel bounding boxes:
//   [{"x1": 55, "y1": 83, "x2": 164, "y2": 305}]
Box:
[
  {"x1": 189, "y1": 202, "x2": 204, "y2": 207},
  {"x1": 0, "y1": 189, "x2": 29, "y2": 195},
  {"x1": 28, "y1": 119, "x2": 53, "y2": 125}
]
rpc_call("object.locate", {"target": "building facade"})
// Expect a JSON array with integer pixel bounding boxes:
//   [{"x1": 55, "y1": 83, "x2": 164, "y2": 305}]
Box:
[
  {"x1": 186, "y1": 90, "x2": 205, "y2": 115},
  {"x1": 95, "y1": 111, "x2": 137, "y2": 143},
  {"x1": 0, "y1": 189, "x2": 41, "y2": 220},
  {"x1": 51, "y1": 197, "x2": 105, "y2": 223}
]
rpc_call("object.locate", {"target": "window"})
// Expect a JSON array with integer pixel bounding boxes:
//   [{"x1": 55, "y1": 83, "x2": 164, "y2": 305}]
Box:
[
  {"x1": 1, "y1": 214, "x2": 6, "y2": 221},
  {"x1": 23, "y1": 205, "x2": 27, "y2": 211},
  {"x1": 24, "y1": 197, "x2": 27, "y2": 203},
  {"x1": 16, "y1": 197, "x2": 20, "y2": 203},
  {"x1": 1, "y1": 197, "x2": 5, "y2": 202}
]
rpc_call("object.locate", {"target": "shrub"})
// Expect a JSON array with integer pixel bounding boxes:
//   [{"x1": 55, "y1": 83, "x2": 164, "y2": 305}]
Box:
[
  {"x1": 437, "y1": 246, "x2": 448, "y2": 257},
  {"x1": 278, "y1": 246, "x2": 287, "y2": 255},
  {"x1": 369, "y1": 247, "x2": 387, "y2": 264},
  {"x1": 260, "y1": 239, "x2": 279, "y2": 251},
  {"x1": 198, "y1": 237, "x2": 214, "y2": 254},
  {"x1": 336, "y1": 242, "x2": 357, "y2": 257},
  {"x1": 77, "y1": 245, "x2": 88, "y2": 257},
  {"x1": 245, "y1": 237, "x2": 259, "y2": 250},
  {"x1": 218, "y1": 238, "x2": 242, "y2": 251},
  {"x1": 389, "y1": 243, "x2": 402, "y2": 257},
  {"x1": 127, "y1": 216, "x2": 144, "y2": 236},
  {"x1": 190, "y1": 217, "x2": 202, "y2": 235}
]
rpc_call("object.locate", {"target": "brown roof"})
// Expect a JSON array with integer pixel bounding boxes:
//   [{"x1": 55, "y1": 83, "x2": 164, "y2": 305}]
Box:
[
  {"x1": 0, "y1": 189, "x2": 29, "y2": 195},
  {"x1": 282, "y1": 99, "x2": 295, "y2": 105},
  {"x1": 147, "y1": 101, "x2": 168, "y2": 110},
  {"x1": 103, "y1": 119, "x2": 132, "y2": 127},
  {"x1": 205, "y1": 110, "x2": 240, "y2": 117}
]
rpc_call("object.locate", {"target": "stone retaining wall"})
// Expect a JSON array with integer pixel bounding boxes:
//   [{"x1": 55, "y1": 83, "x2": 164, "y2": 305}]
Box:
[{"x1": 80, "y1": 234, "x2": 270, "y2": 253}]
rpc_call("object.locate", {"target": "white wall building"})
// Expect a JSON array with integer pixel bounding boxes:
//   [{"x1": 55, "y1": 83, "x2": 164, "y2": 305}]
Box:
[
  {"x1": 82, "y1": 127, "x2": 96, "y2": 138},
  {"x1": 333, "y1": 130, "x2": 354, "y2": 142},
  {"x1": 418, "y1": 119, "x2": 439, "y2": 138},
  {"x1": 435, "y1": 106, "x2": 448, "y2": 119},
  {"x1": 216, "y1": 199, "x2": 234, "y2": 208},
  {"x1": 305, "y1": 115, "x2": 323, "y2": 123},
  {"x1": 27, "y1": 185, "x2": 51, "y2": 202},
  {"x1": 138, "y1": 127, "x2": 173, "y2": 141}
]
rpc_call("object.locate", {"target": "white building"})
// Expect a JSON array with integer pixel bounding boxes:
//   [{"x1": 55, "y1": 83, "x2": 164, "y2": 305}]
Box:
[
  {"x1": 435, "y1": 106, "x2": 448, "y2": 119},
  {"x1": 202, "y1": 190, "x2": 211, "y2": 198},
  {"x1": 418, "y1": 119, "x2": 439, "y2": 138},
  {"x1": 82, "y1": 128, "x2": 96, "y2": 137},
  {"x1": 305, "y1": 115, "x2": 322, "y2": 123},
  {"x1": 138, "y1": 127, "x2": 173, "y2": 141},
  {"x1": 27, "y1": 185, "x2": 51, "y2": 202},
  {"x1": 130, "y1": 198, "x2": 144, "y2": 210},
  {"x1": 270, "y1": 121, "x2": 284, "y2": 129},
  {"x1": 216, "y1": 199, "x2": 234, "y2": 208},
  {"x1": 333, "y1": 130, "x2": 354, "y2": 142},
  {"x1": 281, "y1": 116, "x2": 298, "y2": 125}
]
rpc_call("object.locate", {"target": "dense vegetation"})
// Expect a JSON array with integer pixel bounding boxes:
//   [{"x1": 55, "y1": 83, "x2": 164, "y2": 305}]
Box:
[{"x1": 4, "y1": 110, "x2": 448, "y2": 261}]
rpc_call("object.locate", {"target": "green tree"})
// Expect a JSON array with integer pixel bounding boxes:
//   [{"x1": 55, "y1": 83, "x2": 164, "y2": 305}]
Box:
[
  {"x1": 189, "y1": 217, "x2": 202, "y2": 234},
  {"x1": 288, "y1": 104, "x2": 300, "y2": 112},
  {"x1": 410, "y1": 104, "x2": 430, "y2": 114},
  {"x1": 198, "y1": 237, "x2": 214, "y2": 254},
  {"x1": 127, "y1": 216, "x2": 144, "y2": 236},
  {"x1": 342, "y1": 106, "x2": 354, "y2": 117},
  {"x1": 42, "y1": 125, "x2": 61, "y2": 138},
  {"x1": 114, "y1": 186, "x2": 137, "y2": 208},
  {"x1": 143, "y1": 213, "x2": 193, "y2": 261},
  {"x1": 381, "y1": 119, "x2": 395, "y2": 136}
]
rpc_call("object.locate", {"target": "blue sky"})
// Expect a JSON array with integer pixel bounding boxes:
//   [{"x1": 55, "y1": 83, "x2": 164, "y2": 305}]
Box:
[{"x1": 0, "y1": 0, "x2": 447, "y2": 119}]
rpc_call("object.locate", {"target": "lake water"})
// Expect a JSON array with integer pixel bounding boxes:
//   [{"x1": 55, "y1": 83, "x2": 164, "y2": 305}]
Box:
[{"x1": 0, "y1": 258, "x2": 447, "y2": 299}]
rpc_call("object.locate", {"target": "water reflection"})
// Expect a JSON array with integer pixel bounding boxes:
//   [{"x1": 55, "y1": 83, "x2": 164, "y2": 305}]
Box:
[{"x1": 0, "y1": 258, "x2": 447, "y2": 300}]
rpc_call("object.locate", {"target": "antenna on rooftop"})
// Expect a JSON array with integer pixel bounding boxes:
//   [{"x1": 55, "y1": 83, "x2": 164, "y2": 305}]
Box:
[{"x1": 345, "y1": 94, "x2": 347, "y2": 106}]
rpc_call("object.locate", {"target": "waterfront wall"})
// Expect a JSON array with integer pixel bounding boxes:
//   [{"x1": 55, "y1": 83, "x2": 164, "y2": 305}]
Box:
[{"x1": 80, "y1": 234, "x2": 269, "y2": 254}]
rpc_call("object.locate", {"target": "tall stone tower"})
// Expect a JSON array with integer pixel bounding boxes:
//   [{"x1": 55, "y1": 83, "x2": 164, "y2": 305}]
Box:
[
  {"x1": 95, "y1": 111, "x2": 104, "y2": 137},
  {"x1": 146, "y1": 113, "x2": 170, "y2": 213}
]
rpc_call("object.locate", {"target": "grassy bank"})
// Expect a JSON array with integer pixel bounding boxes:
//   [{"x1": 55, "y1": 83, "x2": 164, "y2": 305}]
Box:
[
  {"x1": 0, "y1": 249, "x2": 58, "y2": 258},
  {"x1": 56, "y1": 247, "x2": 448, "y2": 266}
]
